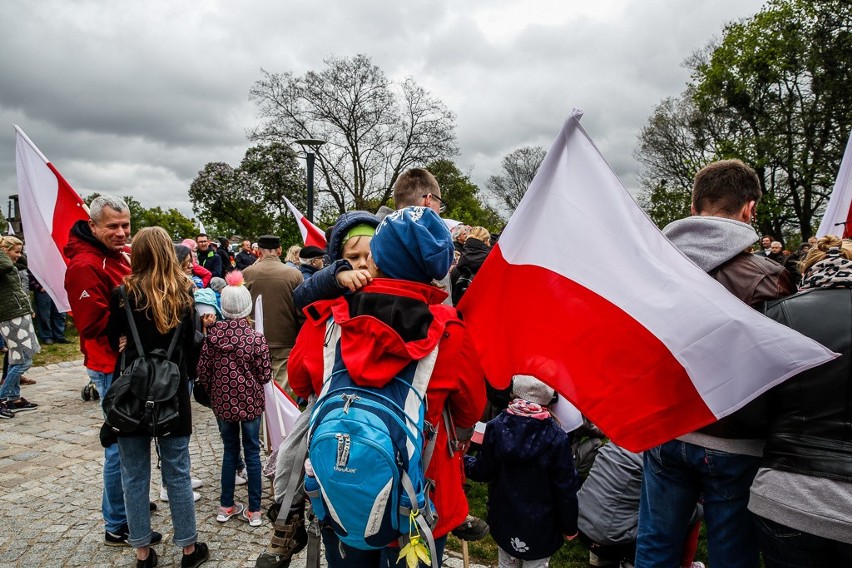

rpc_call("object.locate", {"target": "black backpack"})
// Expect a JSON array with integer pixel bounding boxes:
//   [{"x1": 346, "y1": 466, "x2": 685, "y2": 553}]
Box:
[{"x1": 102, "y1": 286, "x2": 184, "y2": 437}]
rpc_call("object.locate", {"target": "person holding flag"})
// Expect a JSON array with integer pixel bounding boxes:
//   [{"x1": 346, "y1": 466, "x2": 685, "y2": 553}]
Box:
[{"x1": 635, "y1": 160, "x2": 796, "y2": 568}]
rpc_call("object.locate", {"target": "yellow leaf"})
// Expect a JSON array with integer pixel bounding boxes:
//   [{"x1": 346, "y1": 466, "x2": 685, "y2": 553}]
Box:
[{"x1": 414, "y1": 540, "x2": 431, "y2": 565}]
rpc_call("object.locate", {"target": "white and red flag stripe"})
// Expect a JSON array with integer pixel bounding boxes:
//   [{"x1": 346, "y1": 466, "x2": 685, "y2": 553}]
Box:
[
  {"x1": 460, "y1": 109, "x2": 836, "y2": 452},
  {"x1": 817, "y1": 129, "x2": 852, "y2": 238},
  {"x1": 15, "y1": 125, "x2": 89, "y2": 312},
  {"x1": 254, "y1": 295, "x2": 301, "y2": 448},
  {"x1": 283, "y1": 195, "x2": 327, "y2": 249}
]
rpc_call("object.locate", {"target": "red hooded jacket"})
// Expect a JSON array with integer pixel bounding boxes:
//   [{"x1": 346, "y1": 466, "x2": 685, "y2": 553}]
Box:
[
  {"x1": 64, "y1": 220, "x2": 131, "y2": 373},
  {"x1": 289, "y1": 279, "x2": 486, "y2": 539}
]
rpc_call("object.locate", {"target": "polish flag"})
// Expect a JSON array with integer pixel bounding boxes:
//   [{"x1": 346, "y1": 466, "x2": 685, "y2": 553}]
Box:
[
  {"x1": 283, "y1": 195, "x2": 327, "y2": 249},
  {"x1": 817, "y1": 129, "x2": 852, "y2": 238},
  {"x1": 459, "y1": 110, "x2": 837, "y2": 452},
  {"x1": 15, "y1": 126, "x2": 89, "y2": 312},
  {"x1": 254, "y1": 295, "x2": 301, "y2": 447}
]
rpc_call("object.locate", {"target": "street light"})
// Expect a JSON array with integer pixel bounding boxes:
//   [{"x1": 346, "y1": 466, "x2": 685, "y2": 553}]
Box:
[{"x1": 294, "y1": 139, "x2": 326, "y2": 223}]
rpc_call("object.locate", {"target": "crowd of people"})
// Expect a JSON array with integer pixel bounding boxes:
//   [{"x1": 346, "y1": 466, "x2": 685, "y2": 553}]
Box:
[{"x1": 1, "y1": 158, "x2": 850, "y2": 568}]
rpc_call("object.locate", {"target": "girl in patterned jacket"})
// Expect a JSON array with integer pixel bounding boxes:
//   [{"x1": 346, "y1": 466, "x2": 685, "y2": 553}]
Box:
[{"x1": 196, "y1": 270, "x2": 273, "y2": 527}]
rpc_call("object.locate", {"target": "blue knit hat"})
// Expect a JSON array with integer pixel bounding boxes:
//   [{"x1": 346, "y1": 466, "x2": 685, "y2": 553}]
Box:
[{"x1": 370, "y1": 206, "x2": 453, "y2": 283}]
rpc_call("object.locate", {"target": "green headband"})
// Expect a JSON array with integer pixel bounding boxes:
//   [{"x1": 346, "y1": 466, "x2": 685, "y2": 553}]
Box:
[{"x1": 343, "y1": 224, "x2": 376, "y2": 247}]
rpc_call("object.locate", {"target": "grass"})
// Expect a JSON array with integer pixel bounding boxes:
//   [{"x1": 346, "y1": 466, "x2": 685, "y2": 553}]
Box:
[
  {"x1": 31, "y1": 317, "x2": 82, "y2": 366},
  {"x1": 446, "y1": 479, "x2": 591, "y2": 567}
]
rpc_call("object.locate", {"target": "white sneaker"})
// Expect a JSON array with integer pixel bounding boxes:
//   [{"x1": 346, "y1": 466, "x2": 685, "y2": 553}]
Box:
[
  {"x1": 682, "y1": 563, "x2": 704, "y2": 568},
  {"x1": 191, "y1": 477, "x2": 203, "y2": 489},
  {"x1": 235, "y1": 468, "x2": 247, "y2": 486},
  {"x1": 217, "y1": 502, "x2": 245, "y2": 522},
  {"x1": 243, "y1": 508, "x2": 263, "y2": 527},
  {"x1": 160, "y1": 486, "x2": 201, "y2": 502}
]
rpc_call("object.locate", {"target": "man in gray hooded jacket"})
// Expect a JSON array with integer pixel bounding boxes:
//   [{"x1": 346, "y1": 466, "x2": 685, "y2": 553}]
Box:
[{"x1": 635, "y1": 160, "x2": 795, "y2": 568}]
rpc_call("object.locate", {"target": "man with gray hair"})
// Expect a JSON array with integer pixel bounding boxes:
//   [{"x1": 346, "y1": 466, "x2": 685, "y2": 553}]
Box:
[{"x1": 65, "y1": 195, "x2": 162, "y2": 547}]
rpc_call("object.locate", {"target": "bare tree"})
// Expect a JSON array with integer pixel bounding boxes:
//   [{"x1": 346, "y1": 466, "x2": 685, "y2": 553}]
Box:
[
  {"x1": 249, "y1": 54, "x2": 458, "y2": 214},
  {"x1": 486, "y1": 146, "x2": 546, "y2": 212}
]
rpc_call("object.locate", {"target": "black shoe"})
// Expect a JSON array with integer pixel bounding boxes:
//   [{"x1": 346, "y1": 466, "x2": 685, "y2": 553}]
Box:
[
  {"x1": 451, "y1": 514, "x2": 489, "y2": 541},
  {"x1": 54, "y1": 337, "x2": 71, "y2": 344},
  {"x1": 256, "y1": 551, "x2": 293, "y2": 568},
  {"x1": 137, "y1": 548, "x2": 158, "y2": 568},
  {"x1": 105, "y1": 526, "x2": 163, "y2": 547},
  {"x1": 0, "y1": 402, "x2": 14, "y2": 419},
  {"x1": 181, "y1": 541, "x2": 209, "y2": 568}
]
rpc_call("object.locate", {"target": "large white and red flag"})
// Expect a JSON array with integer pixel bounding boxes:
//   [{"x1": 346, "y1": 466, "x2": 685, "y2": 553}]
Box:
[
  {"x1": 15, "y1": 125, "x2": 89, "y2": 312},
  {"x1": 460, "y1": 109, "x2": 836, "y2": 452},
  {"x1": 254, "y1": 295, "x2": 301, "y2": 448},
  {"x1": 816, "y1": 129, "x2": 852, "y2": 238},
  {"x1": 283, "y1": 195, "x2": 327, "y2": 249}
]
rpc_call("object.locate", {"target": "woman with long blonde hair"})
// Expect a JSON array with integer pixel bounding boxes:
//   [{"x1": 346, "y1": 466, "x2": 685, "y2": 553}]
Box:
[
  {"x1": 106, "y1": 227, "x2": 209, "y2": 568},
  {"x1": 0, "y1": 235, "x2": 40, "y2": 417}
]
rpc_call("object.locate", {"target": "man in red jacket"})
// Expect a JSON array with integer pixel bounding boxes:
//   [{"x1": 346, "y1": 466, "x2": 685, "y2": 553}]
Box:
[{"x1": 64, "y1": 195, "x2": 162, "y2": 548}]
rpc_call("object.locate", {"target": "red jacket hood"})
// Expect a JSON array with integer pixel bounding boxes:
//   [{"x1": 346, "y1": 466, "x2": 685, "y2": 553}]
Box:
[{"x1": 303, "y1": 279, "x2": 457, "y2": 387}]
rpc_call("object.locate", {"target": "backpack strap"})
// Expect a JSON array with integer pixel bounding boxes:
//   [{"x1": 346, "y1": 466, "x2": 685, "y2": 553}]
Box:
[
  {"x1": 120, "y1": 285, "x2": 146, "y2": 358},
  {"x1": 120, "y1": 285, "x2": 184, "y2": 361}
]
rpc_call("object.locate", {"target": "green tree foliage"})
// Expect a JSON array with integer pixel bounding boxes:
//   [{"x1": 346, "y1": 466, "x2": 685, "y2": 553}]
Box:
[
  {"x1": 249, "y1": 54, "x2": 458, "y2": 213},
  {"x1": 188, "y1": 142, "x2": 305, "y2": 245},
  {"x1": 427, "y1": 159, "x2": 504, "y2": 230},
  {"x1": 486, "y1": 146, "x2": 546, "y2": 213},
  {"x1": 637, "y1": 0, "x2": 852, "y2": 240}
]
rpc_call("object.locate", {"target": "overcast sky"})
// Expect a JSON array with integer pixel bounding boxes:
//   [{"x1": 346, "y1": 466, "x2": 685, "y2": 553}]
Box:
[{"x1": 0, "y1": 0, "x2": 767, "y2": 221}]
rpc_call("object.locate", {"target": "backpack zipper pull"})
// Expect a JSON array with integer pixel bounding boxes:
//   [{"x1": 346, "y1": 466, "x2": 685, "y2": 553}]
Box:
[{"x1": 341, "y1": 393, "x2": 360, "y2": 413}]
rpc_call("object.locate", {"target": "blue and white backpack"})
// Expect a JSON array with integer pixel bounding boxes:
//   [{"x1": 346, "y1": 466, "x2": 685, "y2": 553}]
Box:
[{"x1": 305, "y1": 322, "x2": 441, "y2": 563}]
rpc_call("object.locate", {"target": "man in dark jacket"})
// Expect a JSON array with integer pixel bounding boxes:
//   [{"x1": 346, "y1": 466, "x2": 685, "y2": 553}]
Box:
[
  {"x1": 196, "y1": 233, "x2": 222, "y2": 278},
  {"x1": 635, "y1": 160, "x2": 795, "y2": 568},
  {"x1": 64, "y1": 195, "x2": 162, "y2": 548},
  {"x1": 296, "y1": 246, "x2": 324, "y2": 281},
  {"x1": 235, "y1": 240, "x2": 256, "y2": 271}
]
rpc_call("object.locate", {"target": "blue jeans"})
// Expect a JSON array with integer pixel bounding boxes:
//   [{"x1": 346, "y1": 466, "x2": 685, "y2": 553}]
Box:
[
  {"x1": 89, "y1": 369, "x2": 128, "y2": 533},
  {"x1": 217, "y1": 416, "x2": 262, "y2": 512},
  {"x1": 321, "y1": 528, "x2": 447, "y2": 568},
  {"x1": 33, "y1": 290, "x2": 66, "y2": 341},
  {"x1": 118, "y1": 434, "x2": 198, "y2": 547},
  {"x1": 755, "y1": 514, "x2": 852, "y2": 567},
  {"x1": 0, "y1": 356, "x2": 31, "y2": 401},
  {"x1": 635, "y1": 440, "x2": 760, "y2": 568}
]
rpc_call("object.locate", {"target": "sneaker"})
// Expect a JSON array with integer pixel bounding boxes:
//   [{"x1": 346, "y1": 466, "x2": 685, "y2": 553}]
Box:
[
  {"x1": 217, "y1": 502, "x2": 245, "y2": 522},
  {"x1": 181, "y1": 541, "x2": 209, "y2": 568},
  {"x1": 235, "y1": 468, "x2": 248, "y2": 486},
  {"x1": 244, "y1": 509, "x2": 263, "y2": 527},
  {"x1": 450, "y1": 514, "x2": 489, "y2": 541},
  {"x1": 682, "y1": 563, "x2": 704, "y2": 568},
  {"x1": 8, "y1": 398, "x2": 38, "y2": 412},
  {"x1": 0, "y1": 403, "x2": 14, "y2": 419},
  {"x1": 160, "y1": 486, "x2": 201, "y2": 502},
  {"x1": 590, "y1": 551, "x2": 620, "y2": 567},
  {"x1": 256, "y1": 506, "x2": 308, "y2": 568},
  {"x1": 191, "y1": 477, "x2": 203, "y2": 489},
  {"x1": 105, "y1": 526, "x2": 162, "y2": 547},
  {"x1": 19, "y1": 376, "x2": 36, "y2": 385},
  {"x1": 137, "y1": 547, "x2": 158, "y2": 568}
]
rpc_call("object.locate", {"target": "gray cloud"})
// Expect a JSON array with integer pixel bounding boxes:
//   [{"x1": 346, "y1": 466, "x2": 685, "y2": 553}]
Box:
[{"x1": 1, "y1": 0, "x2": 764, "y2": 219}]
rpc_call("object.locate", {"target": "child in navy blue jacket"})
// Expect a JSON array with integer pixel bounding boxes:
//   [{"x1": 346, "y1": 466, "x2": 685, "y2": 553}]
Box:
[{"x1": 465, "y1": 375, "x2": 579, "y2": 567}]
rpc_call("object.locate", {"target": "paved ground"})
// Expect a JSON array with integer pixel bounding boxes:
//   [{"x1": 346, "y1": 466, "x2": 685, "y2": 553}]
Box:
[{"x1": 0, "y1": 361, "x2": 485, "y2": 568}]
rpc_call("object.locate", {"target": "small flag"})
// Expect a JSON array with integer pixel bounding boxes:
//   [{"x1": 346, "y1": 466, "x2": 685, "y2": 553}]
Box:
[
  {"x1": 15, "y1": 125, "x2": 89, "y2": 312},
  {"x1": 817, "y1": 130, "x2": 852, "y2": 238},
  {"x1": 283, "y1": 195, "x2": 327, "y2": 249}
]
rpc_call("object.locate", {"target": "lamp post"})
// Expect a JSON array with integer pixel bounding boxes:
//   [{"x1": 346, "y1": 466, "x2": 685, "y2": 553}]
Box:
[{"x1": 294, "y1": 139, "x2": 326, "y2": 223}]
